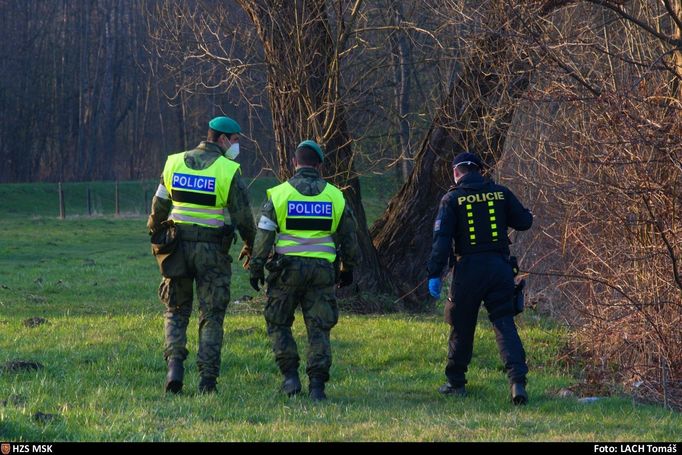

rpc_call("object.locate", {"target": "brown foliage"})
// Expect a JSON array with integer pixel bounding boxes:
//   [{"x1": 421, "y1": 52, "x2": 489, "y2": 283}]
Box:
[{"x1": 501, "y1": 0, "x2": 682, "y2": 409}]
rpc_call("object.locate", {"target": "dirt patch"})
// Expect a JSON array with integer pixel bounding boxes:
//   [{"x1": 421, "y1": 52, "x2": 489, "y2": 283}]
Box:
[
  {"x1": 32, "y1": 412, "x2": 58, "y2": 424},
  {"x1": 23, "y1": 317, "x2": 48, "y2": 328},
  {"x1": 1, "y1": 394, "x2": 27, "y2": 407},
  {"x1": 1, "y1": 360, "x2": 44, "y2": 373},
  {"x1": 26, "y1": 294, "x2": 47, "y2": 304}
]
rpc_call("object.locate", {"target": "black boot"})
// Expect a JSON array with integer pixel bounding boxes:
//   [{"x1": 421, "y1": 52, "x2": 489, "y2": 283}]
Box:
[
  {"x1": 438, "y1": 382, "x2": 466, "y2": 397},
  {"x1": 309, "y1": 379, "x2": 327, "y2": 401},
  {"x1": 281, "y1": 371, "x2": 302, "y2": 397},
  {"x1": 165, "y1": 359, "x2": 184, "y2": 394},
  {"x1": 511, "y1": 382, "x2": 528, "y2": 405},
  {"x1": 199, "y1": 377, "x2": 217, "y2": 394}
]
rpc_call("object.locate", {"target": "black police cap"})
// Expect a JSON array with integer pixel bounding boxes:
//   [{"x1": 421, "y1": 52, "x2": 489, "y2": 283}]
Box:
[{"x1": 452, "y1": 152, "x2": 482, "y2": 168}]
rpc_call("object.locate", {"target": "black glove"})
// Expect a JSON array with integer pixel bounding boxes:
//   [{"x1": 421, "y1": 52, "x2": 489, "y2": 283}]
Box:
[
  {"x1": 337, "y1": 269, "x2": 353, "y2": 289},
  {"x1": 250, "y1": 270, "x2": 265, "y2": 292}
]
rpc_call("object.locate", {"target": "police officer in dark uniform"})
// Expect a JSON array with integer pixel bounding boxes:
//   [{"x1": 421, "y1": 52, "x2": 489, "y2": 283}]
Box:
[{"x1": 426, "y1": 152, "x2": 533, "y2": 405}]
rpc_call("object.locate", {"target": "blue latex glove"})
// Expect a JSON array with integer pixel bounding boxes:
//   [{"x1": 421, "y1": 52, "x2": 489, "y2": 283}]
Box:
[{"x1": 428, "y1": 278, "x2": 442, "y2": 298}]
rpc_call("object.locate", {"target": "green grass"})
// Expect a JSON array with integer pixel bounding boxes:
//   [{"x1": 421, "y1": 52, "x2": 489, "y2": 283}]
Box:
[{"x1": 0, "y1": 181, "x2": 679, "y2": 441}]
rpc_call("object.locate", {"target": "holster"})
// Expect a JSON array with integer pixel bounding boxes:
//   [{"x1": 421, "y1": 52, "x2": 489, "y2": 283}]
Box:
[
  {"x1": 265, "y1": 254, "x2": 288, "y2": 285},
  {"x1": 443, "y1": 258, "x2": 457, "y2": 325},
  {"x1": 509, "y1": 256, "x2": 520, "y2": 276},
  {"x1": 150, "y1": 221, "x2": 188, "y2": 278},
  {"x1": 513, "y1": 279, "x2": 526, "y2": 315},
  {"x1": 509, "y1": 256, "x2": 524, "y2": 315}
]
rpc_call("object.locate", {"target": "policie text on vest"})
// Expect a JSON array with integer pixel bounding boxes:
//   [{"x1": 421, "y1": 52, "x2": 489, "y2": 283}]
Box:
[
  {"x1": 457, "y1": 192, "x2": 504, "y2": 206},
  {"x1": 287, "y1": 201, "x2": 333, "y2": 217},
  {"x1": 172, "y1": 173, "x2": 216, "y2": 193}
]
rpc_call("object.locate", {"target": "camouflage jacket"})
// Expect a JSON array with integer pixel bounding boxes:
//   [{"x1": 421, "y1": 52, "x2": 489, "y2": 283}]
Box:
[
  {"x1": 146, "y1": 141, "x2": 256, "y2": 247},
  {"x1": 250, "y1": 167, "x2": 360, "y2": 274}
]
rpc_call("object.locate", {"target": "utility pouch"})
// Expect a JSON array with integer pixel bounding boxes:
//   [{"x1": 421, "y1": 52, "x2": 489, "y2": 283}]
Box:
[
  {"x1": 151, "y1": 221, "x2": 188, "y2": 278},
  {"x1": 265, "y1": 254, "x2": 288, "y2": 284},
  {"x1": 444, "y1": 297, "x2": 455, "y2": 326}
]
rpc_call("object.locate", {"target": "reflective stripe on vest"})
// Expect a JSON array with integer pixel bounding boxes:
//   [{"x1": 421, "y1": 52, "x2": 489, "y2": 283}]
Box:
[
  {"x1": 275, "y1": 244, "x2": 337, "y2": 255},
  {"x1": 162, "y1": 152, "x2": 240, "y2": 229},
  {"x1": 274, "y1": 234, "x2": 336, "y2": 255},
  {"x1": 277, "y1": 234, "x2": 334, "y2": 245},
  {"x1": 267, "y1": 181, "x2": 345, "y2": 262},
  {"x1": 169, "y1": 214, "x2": 225, "y2": 227},
  {"x1": 488, "y1": 200, "x2": 499, "y2": 242}
]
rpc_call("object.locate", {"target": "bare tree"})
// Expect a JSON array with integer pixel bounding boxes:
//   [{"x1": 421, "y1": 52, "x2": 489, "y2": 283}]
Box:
[
  {"x1": 499, "y1": 0, "x2": 682, "y2": 409},
  {"x1": 232, "y1": 0, "x2": 397, "y2": 295}
]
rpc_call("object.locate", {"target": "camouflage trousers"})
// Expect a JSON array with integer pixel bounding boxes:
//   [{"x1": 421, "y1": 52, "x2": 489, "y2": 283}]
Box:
[
  {"x1": 264, "y1": 256, "x2": 339, "y2": 383},
  {"x1": 158, "y1": 239, "x2": 232, "y2": 379}
]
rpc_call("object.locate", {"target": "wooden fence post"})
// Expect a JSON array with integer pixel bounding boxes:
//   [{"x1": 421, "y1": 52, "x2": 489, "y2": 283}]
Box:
[
  {"x1": 58, "y1": 182, "x2": 65, "y2": 219},
  {"x1": 115, "y1": 181, "x2": 120, "y2": 217}
]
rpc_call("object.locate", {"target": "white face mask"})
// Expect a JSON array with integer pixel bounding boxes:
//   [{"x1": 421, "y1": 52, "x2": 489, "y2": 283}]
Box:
[
  {"x1": 225, "y1": 142, "x2": 240, "y2": 160},
  {"x1": 453, "y1": 169, "x2": 461, "y2": 184}
]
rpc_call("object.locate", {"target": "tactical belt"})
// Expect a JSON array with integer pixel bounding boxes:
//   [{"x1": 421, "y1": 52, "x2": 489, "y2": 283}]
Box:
[
  {"x1": 455, "y1": 249, "x2": 509, "y2": 260},
  {"x1": 176, "y1": 224, "x2": 225, "y2": 243}
]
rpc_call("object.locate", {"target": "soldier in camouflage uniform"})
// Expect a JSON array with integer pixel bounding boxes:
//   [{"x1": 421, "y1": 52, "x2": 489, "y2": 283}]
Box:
[
  {"x1": 249, "y1": 140, "x2": 360, "y2": 401},
  {"x1": 147, "y1": 116, "x2": 256, "y2": 394}
]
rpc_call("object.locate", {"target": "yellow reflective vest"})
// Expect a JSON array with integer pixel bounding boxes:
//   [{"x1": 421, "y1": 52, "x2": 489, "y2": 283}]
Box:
[
  {"x1": 267, "y1": 181, "x2": 345, "y2": 262},
  {"x1": 162, "y1": 152, "x2": 240, "y2": 229}
]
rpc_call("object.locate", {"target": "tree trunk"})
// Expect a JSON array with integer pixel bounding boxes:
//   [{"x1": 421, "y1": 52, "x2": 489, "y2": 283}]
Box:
[
  {"x1": 77, "y1": 0, "x2": 91, "y2": 180},
  {"x1": 370, "y1": 72, "x2": 460, "y2": 309},
  {"x1": 100, "y1": 0, "x2": 118, "y2": 180},
  {"x1": 391, "y1": 1, "x2": 413, "y2": 182},
  {"x1": 237, "y1": 0, "x2": 394, "y2": 296}
]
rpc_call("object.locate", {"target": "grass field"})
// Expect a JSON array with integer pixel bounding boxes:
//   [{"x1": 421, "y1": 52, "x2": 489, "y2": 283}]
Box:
[{"x1": 0, "y1": 179, "x2": 679, "y2": 441}]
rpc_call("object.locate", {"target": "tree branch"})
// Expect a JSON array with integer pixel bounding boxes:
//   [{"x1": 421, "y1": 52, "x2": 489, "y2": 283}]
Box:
[
  {"x1": 585, "y1": 0, "x2": 682, "y2": 47},
  {"x1": 642, "y1": 196, "x2": 682, "y2": 294},
  {"x1": 663, "y1": 0, "x2": 682, "y2": 36}
]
